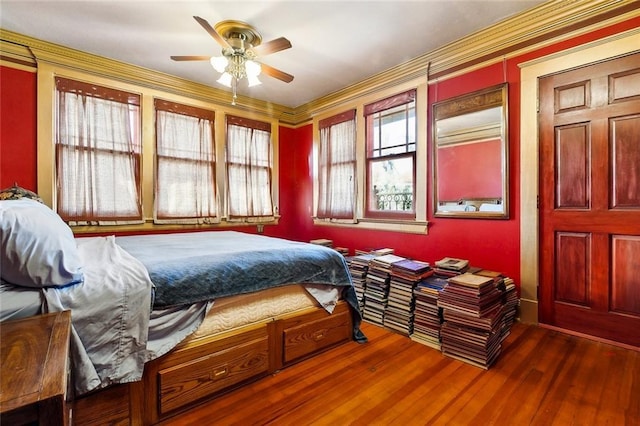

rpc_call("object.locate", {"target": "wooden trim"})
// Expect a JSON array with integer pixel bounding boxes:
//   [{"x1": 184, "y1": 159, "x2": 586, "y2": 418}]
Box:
[
  {"x1": 154, "y1": 99, "x2": 215, "y2": 121},
  {"x1": 318, "y1": 109, "x2": 356, "y2": 129},
  {"x1": 538, "y1": 323, "x2": 639, "y2": 352}
]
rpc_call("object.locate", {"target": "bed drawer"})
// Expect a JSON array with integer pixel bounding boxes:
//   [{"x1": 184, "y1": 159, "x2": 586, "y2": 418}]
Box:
[
  {"x1": 281, "y1": 303, "x2": 351, "y2": 365},
  {"x1": 157, "y1": 328, "x2": 269, "y2": 415}
]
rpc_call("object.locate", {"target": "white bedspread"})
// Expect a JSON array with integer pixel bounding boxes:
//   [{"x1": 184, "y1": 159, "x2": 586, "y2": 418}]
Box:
[{"x1": 43, "y1": 236, "x2": 153, "y2": 395}]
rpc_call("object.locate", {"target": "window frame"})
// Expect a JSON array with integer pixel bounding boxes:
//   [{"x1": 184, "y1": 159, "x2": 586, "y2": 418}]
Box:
[
  {"x1": 312, "y1": 78, "x2": 428, "y2": 234},
  {"x1": 154, "y1": 99, "x2": 218, "y2": 224},
  {"x1": 225, "y1": 114, "x2": 275, "y2": 221},
  {"x1": 54, "y1": 76, "x2": 143, "y2": 224},
  {"x1": 316, "y1": 109, "x2": 357, "y2": 220},
  {"x1": 364, "y1": 90, "x2": 417, "y2": 220}
]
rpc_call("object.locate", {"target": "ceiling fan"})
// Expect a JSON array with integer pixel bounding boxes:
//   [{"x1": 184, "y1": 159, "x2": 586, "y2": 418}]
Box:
[{"x1": 171, "y1": 16, "x2": 294, "y2": 104}]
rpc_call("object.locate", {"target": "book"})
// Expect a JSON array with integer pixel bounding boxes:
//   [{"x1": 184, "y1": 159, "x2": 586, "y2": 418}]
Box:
[
  {"x1": 448, "y1": 272, "x2": 494, "y2": 289},
  {"x1": 475, "y1": 269, "x2": 503, "y2": 278},
  {"x1": 372, "y1": 254, "x2": 406, "y2": 266},
  {"x1": 310, "y1": 238, "x2": 333, "y2": 247},
  {"x1": 370, "y1": 247, "x2": 395, "y2": 256},
  {"x1": 392, "y1": 259, "x2": 431, "y2": 274},
  {"x1": 435, "y1": 257, "x2": 470, "y2": 271}
]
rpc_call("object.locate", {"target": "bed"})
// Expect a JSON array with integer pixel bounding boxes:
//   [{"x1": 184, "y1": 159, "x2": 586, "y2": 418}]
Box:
[{"x1": 0, "y1": 197, "x2": 365, "y2": 425}]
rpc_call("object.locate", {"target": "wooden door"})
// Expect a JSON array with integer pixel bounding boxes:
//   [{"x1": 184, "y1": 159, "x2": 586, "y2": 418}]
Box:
[{"x1": 539, "y1": 52, "x2": 640, "y2": 348}]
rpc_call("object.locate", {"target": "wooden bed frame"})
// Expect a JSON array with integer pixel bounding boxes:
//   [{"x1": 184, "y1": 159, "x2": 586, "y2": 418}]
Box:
[{"x1": 72, "y1": 301, "x2": 354, "y2": 425}]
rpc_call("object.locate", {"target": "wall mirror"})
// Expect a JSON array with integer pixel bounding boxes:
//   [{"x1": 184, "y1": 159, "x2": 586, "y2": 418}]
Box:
[{"x1": 432, "y1": 83, "x2": 509, "y2": 218}]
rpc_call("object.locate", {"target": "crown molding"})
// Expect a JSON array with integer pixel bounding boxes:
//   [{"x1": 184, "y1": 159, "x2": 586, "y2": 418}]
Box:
[{"x1": 1, "y1": 1, "x2": 639, "y2": 126}]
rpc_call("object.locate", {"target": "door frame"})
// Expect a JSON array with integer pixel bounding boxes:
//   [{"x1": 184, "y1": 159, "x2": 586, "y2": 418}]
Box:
[{"x1": 519, "y1": 28, "x2": 640, "y2": 325}]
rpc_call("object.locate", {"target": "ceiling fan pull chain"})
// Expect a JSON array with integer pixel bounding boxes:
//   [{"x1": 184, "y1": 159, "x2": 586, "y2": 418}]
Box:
[{"x1": 231, "y1": 78, "x2": 238, "y2": 106}]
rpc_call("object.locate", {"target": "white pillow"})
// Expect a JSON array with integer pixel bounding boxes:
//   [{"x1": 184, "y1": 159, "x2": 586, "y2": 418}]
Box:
[{"x1": 0, "y1": 199, "x2": 84, "y2": 288}]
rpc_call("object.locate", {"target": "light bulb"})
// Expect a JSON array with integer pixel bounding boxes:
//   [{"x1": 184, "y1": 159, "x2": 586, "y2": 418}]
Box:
[
  {"x1": 245, "y1": 60, "x2": 261, "y2": 77},
  {"x1": 217, "y1": 72, "x2": 233, "y2": 87},
  {"x1": 210, "y1": 56, "x2": 228, "y2": 73}
]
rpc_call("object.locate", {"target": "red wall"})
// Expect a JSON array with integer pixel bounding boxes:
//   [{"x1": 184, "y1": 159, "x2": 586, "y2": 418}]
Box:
[{"x1": 0, "y1": 66, "x2": 37, "y2": 191}]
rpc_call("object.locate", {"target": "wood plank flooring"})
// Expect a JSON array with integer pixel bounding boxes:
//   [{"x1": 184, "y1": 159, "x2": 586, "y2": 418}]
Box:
[{"x1": 160, "y1": 322, "x2": 640, "y2": 425}]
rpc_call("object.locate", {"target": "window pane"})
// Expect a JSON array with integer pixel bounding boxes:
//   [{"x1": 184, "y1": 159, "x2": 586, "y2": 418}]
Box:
[
  {"x1": 370, "y1": 103, "x2": 416, "y2": 158},
  {"x1": 365, "y1": 91, "x2": 417, "y2": 218},
  {"x1": 155, "y1": 109, "x2": 217, "y2": 221},
  {"x1": 317, "y1": 116, "x2": 356, "y2": 219},
  {"x1": 56, "y1": 88, "x2": 141, "y2": 222},
  {"x1": 226, "y1": 123, "x2": 273, "y2": 218},
  {"x1": 368, "y1": 155, "x2": 414, "y2": 213}
]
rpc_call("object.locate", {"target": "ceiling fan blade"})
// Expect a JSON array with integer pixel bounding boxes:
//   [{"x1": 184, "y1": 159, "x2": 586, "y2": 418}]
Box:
[
  {"x1": 253, "y1": 37, "x2": 292, "y2": 56},
  {"x1": 259, "y1": 62, "x2": 294, "y2": 83},
  {"x1": 170, "y1": 55, "x2": 212, "y2": 61},
  {"x1": 193, "y1": 16, "x2": 230, "y2": 49}
]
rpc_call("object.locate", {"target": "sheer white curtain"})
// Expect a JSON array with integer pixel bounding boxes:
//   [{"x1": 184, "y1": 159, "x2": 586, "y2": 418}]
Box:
[
  {"x1": 56, "y1": 79, "x2": 141, "y2": 224},
  {"x1": 226, "y1": 119, "x2": 274, "y2": 220},
  {"x1": 155, "y1": 109, "x2": 218, "y2": 223},
  {"x1": 317, "y1": 111, "x2": 357, "y2": 220}
]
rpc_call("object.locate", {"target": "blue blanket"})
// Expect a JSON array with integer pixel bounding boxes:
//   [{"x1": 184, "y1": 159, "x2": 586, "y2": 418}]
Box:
[{"x1": 116, "y1": 231, "x2": 366, "y2": 342}]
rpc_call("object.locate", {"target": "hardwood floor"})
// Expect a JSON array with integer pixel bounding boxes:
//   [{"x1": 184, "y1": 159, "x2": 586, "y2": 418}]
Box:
[{"x1": 160, "y1": 322, "x2": 640, "y2": 425}]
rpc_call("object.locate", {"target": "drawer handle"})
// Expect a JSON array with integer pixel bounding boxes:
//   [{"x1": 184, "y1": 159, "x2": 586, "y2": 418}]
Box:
[
  {"x1": 210, "y1": 366, "x2": 228, "y2": 380},
  {"x1": 312, "y1": 331, "x2": 325, "y2": 341}
]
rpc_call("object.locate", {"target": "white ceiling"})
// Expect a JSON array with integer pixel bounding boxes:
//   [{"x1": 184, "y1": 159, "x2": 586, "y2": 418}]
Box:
[{"x1": 0, "y1": 0, "x2": 545, "y2": 108}]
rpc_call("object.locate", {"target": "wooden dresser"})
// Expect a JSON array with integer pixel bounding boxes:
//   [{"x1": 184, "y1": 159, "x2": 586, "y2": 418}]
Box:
[{"x1": 0, "y1": 311, "x2": 72, "y2": 426}]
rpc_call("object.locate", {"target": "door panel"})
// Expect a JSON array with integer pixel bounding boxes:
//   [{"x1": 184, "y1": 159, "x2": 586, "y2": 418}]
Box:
[
  {"x1": 539, "y1": 52, "x2": 640, "y2": 348},
  {"x1": 611, "y1": 235, "x2": 640, "y2": 315},
  {"x1": 554, "y1": 232, "x2": 590, "y2": 306},
  {"x1": 555, "y1": 124, "x2": 590, "y2": 208},
  {"x1": 611, "y1": 114, "x2": 640, "y2": 208}
]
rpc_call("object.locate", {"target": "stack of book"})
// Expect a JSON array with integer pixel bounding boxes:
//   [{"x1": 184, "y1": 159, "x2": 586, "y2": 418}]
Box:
[
  {"x1": 411, "y1": 274, "x2": 448, "y2": 349},
  {"x1": 500, "y1": 276, "x2": 519, "y2": 342},
  {"x1": 438, "y1": 272, "x2": 505, "y2": 369},
  {"x1": 362, "y1": 253, "x2": 404, "y2": 326},
  {"x1": 434, "y1": 257, "x2": 470, "y2": 277},
  {"x1": 346, "y1": 253, "x2": 375, "y2": 313},
  {"x1": 473, "y1": 269, "x2": 520, "y2": 343},
  {"x1": 384, "y1": 259, "x2": 432, "y2": 336}
]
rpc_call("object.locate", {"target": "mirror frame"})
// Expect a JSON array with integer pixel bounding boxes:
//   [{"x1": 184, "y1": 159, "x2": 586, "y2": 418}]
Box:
[{"x1": 432, "y1": 83, "x2": 509, "y2": 219}]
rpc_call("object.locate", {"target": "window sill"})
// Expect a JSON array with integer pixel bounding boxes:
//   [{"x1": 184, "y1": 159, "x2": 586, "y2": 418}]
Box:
[
  {"x1": 313, "y1": 217, "x2": 428, "y2": 234},
  {"x1": 71, "y1": 217, "x2": 280, "y2": 235}
]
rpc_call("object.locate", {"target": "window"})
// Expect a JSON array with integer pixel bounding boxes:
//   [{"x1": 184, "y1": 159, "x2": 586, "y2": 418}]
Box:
[
  {"x1": 226, "y1": 115, "x2": 274, "y2": 220},
  {"x1": 155, "y1": 100, "x2": 217, "y2": 223},
  {"x1": 55, "y1": 77, "x2": 141, "y2": 223},
  {"x1": 364, "y1": 90, "x2": 416, "y2": 219},
  {"x1": 317, "y1": 110, "x2": 357, "y2": 220}
]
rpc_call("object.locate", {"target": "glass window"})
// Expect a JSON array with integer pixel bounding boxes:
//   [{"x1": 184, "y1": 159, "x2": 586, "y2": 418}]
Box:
[
  {"x1": 55, "y1": 77, "x2": 141, "y2": 223},
  {"x1": 155, "y1": 100, "x2": 217, "y2": 223},
  {"x1": 317, "y1": 110, "x2": 357, "y2": 220},
  {"x1": 364, "y1": 90, "x2": 416, "y2": 219},
  {"x1": 226, "y1": 115, "x2": 274, "y2": 219}
]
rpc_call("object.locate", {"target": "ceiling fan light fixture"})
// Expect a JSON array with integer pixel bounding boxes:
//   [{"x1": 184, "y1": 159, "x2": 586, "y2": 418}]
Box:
[
  {"x1": 210, "y1": 56, "x2": 228, "y2": 73},
  {"x1": 172, "y1": 17, "x2": 293, "y2": 105},
  {"x1": 217, "y1": 72, "x2": 233, "y2": 87}
]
